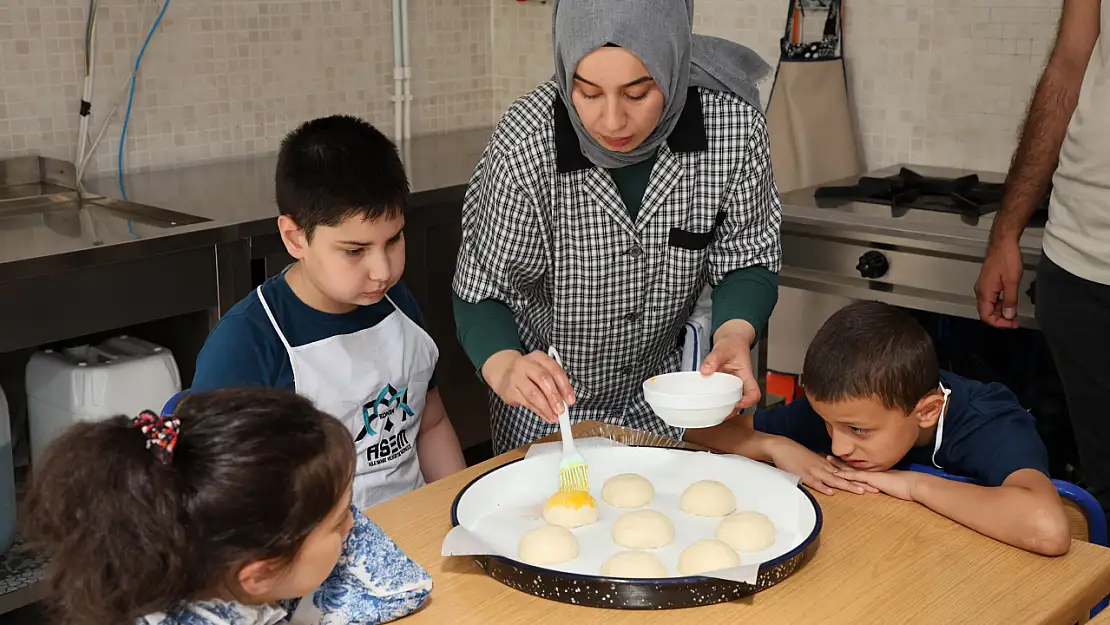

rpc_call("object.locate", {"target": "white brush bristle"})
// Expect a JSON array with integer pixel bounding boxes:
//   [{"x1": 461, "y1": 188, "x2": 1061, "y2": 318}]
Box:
[{"x1": 559, "y1": 465, "x2": 589, "y2": 492}]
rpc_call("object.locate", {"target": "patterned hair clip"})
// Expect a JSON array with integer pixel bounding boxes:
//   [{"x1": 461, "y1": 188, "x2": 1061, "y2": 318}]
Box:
[{"x1": 132, "y1": 410, "x2": 181, "y2": 465}]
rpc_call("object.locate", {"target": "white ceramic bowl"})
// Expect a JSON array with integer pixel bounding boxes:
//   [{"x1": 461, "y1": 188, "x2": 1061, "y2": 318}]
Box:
[{"x1": 642, "y1": 372, "x2": 743, "y2": 428}]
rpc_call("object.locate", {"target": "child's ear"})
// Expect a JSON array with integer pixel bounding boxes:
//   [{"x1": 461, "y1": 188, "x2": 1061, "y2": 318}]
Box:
[
  {"x1": 278, "y1": 215, "x2": 309, "y2": 259},
  {"x1": 237, "y1": 558, "x2": 286, "y2": 599},
  {"x1": 912, "y1": 392, "x2": 945, "y2": 428}
]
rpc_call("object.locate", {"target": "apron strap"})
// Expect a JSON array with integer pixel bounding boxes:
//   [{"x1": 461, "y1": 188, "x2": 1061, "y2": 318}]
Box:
[{"x1": 256, "y1": 286, "x2": 294, "y2": 351}]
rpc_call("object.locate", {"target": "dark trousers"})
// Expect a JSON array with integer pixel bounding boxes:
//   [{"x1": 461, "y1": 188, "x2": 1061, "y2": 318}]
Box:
[{"x1": 1036, "y1": 255, "x2": 1110, "y2": 517}]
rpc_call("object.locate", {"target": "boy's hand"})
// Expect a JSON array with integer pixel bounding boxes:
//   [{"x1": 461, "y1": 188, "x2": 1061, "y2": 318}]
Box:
[
  {"x1": 482, "y1": 350, "x2": 575, "y2": 423},
  {"x1": 767, "y1": 439, "x2": 877, "y2": 496},
  {"x1": 832, "y1": 466, "x2": 922, "y2": 501}
]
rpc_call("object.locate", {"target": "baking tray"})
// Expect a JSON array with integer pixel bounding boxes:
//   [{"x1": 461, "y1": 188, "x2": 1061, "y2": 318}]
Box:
[{"x1": 447, "y1": 427, "x2": 822, "y2": 610}]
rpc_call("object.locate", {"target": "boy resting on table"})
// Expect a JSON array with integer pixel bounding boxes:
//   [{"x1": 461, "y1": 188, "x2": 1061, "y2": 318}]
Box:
[
  {"x1": 687, "y1": 300, "x2": 1071, "y2": 556},
  {"x1": 191, "y1": 115, "x2": 466, "y2": 509}
]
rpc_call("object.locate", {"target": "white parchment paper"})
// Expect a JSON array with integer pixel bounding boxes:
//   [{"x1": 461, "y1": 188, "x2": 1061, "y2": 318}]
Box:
[{"x1": 443, "y1": 440, "x2": 813, "y2": 585}]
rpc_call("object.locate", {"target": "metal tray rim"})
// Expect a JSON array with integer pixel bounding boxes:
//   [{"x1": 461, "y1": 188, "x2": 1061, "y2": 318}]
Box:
[{"x1": 449, "y1": 446, "x2": 824, "y2": 587}]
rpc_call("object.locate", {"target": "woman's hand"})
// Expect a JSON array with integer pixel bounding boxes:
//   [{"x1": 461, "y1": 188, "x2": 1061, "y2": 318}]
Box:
[
  {"x1": 482, "y1": 350, "x2": 576, "y2": 423},
  {"x1": 701, "y1": 319, "x2": 761, "y2": 409}
]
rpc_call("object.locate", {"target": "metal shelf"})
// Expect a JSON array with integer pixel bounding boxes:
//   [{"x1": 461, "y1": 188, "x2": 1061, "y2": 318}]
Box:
[{"x1": 0, "y1": 536, "x2": 45, "y2": 616}]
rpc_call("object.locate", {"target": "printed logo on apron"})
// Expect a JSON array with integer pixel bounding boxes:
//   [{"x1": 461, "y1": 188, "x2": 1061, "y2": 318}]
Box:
[{"x1": 356, "y1": 384, "x2": 417, "y2": 468}]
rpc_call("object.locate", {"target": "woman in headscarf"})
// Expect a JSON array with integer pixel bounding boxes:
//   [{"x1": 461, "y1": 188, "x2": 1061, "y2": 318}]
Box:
[{"x1": 452, "y1": 0, "x2": 782, "y2": 452}]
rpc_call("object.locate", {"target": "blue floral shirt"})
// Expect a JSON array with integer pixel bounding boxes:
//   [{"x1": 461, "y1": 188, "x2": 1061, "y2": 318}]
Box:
[{"x1": 139, "y1": 507, "x2": 432, "y2": 625}]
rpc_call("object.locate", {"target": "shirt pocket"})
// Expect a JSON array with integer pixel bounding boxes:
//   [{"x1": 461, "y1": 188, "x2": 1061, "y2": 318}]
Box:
[{"x1": 663, "y1": 210, "x2": 725, "y2": 292}]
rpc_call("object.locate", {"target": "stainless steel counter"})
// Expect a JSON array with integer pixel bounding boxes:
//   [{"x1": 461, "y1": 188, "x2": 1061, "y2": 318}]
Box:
[{"x1": 0, "y1": 127, "x2": 493, "y2": 283}]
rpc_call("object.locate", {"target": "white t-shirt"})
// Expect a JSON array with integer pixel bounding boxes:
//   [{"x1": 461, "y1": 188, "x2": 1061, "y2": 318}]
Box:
[{"x1": 1043, "y1": 1, "x2": 1110, "y2": 284}]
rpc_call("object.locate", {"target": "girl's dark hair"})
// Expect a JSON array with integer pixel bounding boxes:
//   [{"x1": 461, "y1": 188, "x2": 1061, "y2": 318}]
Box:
[
  {"x1": 802, "y1": 300, "x2": 940, "y2": 414},
  {"x1": 24, "y1": 387, "x2": 355, "y2": 625}
]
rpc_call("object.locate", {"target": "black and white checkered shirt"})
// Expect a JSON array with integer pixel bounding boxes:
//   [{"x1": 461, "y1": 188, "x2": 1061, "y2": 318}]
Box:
[{"x1": 454, "y1": 81, "x2": 782, "y2": 453}]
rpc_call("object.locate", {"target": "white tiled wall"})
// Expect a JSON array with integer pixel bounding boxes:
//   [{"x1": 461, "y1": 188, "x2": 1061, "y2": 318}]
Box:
[
  {"x1": 0, "y1": 0, "x2": 491, "y2": 177},
  {"x1": 1, "y1": 0, "x2": 1064, "y2": 178},
  {"x1": 493, "y1": 0, "x2": 1062, "y2": 172}
]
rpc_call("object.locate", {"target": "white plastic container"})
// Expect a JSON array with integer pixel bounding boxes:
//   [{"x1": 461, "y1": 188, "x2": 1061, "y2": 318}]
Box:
[
  {"x1": 642, "y1": 372, "x2": 743, "y2": 428},
  {"x1": 26, "y1": 336, "x2": 181, "y2": 465},
  {"x1": 0, "y1": 384, "x2": 15, "y2": 555}
]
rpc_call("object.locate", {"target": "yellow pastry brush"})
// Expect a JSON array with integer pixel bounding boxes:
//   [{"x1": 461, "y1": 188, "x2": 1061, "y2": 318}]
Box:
[{"x1": 548, "y1": 346, "x2": 588, "y2": 494}]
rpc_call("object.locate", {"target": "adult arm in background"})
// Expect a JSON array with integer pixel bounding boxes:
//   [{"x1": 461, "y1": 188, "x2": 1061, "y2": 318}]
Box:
[
  {"x1": 975, "y1": 0, "x2": 1101, "y2": 328},
  {"x1": 451, "y1": 135, "x2": 573, "y2": 424},
  {"x1": 701, "y1": 109, "x2": 783, "y2": 409}
]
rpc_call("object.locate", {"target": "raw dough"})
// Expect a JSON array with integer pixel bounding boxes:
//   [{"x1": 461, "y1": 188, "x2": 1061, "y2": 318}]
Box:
[
  {"x1": 677, "y1": 539, "x2": 741, "y2": 576},
  {"x1": 601, "y1": 473, "x2": 655, "y2": 508},
  {"x1": 517, "y1": 524, "x2": 579, "y2": 566},
  {"x1": 611, "y1": 509, "x2": 675, "y2": 549},
  {"x1": 716, "y1": 510, "x2": 776, "y2": 552},
  {"x1": 599, "y1": 550, "x2": 669, "y2": 578},
  {"x1": 602, "y1": 473, "x2": 655, "y2": 508},
  {"x1": 680, "y1": 480, "x2": 736, "y2": 517},
  {"x1": 543, "y1": 491, "x2": 600, "y2": 528}
]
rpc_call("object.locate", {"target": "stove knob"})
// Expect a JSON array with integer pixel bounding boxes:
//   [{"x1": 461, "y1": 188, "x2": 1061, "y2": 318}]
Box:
[{"x1": 856, "y1": 251, "x2": 889, "y2": 279}]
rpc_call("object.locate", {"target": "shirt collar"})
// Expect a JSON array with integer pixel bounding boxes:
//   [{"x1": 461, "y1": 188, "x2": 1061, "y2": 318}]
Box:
[{"x1": 553, "y1": 87, "x2": 709, "y2": 173}]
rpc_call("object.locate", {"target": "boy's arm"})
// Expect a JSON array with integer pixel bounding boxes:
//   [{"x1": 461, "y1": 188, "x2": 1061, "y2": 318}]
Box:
[
  {"x1": 833, "y1": 467, "x2": 1071, "y2": 556},
  {"x1": 686, "y1": 413, "x2": 874, "y2": 496},
  {"x1": 686, "y1": 413, "x2": 784, "y2": 462},
  {"x1": 417, "y1": 388, "x2": 467, "y2": 482},
  {"x1": 191, "y1": 315, "x2": 278, "y2": 391}
]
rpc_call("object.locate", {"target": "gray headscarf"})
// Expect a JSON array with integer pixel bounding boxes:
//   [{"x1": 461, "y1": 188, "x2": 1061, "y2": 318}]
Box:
[{"x1": 552, "y1": 0, "x2": 772, "y2": 169}]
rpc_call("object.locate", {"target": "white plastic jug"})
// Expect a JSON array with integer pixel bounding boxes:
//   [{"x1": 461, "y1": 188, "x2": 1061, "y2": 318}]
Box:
[{"x1": 26, "y1": 336, "x2": 181, "y2": 465}]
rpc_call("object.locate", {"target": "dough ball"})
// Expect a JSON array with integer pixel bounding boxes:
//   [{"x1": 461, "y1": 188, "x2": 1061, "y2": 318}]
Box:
[
  {"x1": 599, "y1": 550, "x2": 669, "y2": 579},
  {"x1": 680, "y1": 480, "x2": 736, "y2": 517},
  {"x1": 716, "y1": 510, "x2": 776, "y2": 552},
  {"x1": 677, "y1": 539, "x2": 741, "y2": 576},
  {"x1": 518, "y1": 524, "x2": 579, "y2": 566},
  {"x1": 543, "y1": 491, "x2": 600, "y2": 528},
  {"x1": 611, "y1": 509, "x2": 675, "y2": 549},
  {"x1": 601, "y1": 473, "x2": 655, "y2": 508}
]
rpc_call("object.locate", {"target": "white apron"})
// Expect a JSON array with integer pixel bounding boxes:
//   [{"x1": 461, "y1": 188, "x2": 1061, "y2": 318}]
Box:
[{"x1": 257, "y1": 287, "x2": 439, "y2": 509}]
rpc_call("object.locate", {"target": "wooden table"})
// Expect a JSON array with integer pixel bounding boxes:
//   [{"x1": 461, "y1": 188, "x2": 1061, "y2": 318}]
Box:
[{"x1": 365, "y1": 422, "x2": 1110, "y2": 624}]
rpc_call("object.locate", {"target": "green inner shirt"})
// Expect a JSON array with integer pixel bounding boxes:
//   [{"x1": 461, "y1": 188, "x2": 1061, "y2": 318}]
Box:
[
  {"x1": 608, "y1": 153, "x2": 657, "y2": 220},
  {"x1": 453, "y1": 155, "x2": 779, "y2": 373}
]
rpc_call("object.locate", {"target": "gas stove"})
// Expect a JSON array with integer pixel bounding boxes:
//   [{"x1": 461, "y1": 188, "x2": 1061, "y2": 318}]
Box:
[
  {"x1": 765, "y1": 164, "x2": 1044, "y2": 377},
  {"x1": 812, "y1": 166, "x2": 1049, "y2": 227}
]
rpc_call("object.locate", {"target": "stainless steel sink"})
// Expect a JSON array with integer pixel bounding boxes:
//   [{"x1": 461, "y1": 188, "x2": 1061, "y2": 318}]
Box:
[{"x1": 0, "y1": 156, "x2": 211, "y2": 246}]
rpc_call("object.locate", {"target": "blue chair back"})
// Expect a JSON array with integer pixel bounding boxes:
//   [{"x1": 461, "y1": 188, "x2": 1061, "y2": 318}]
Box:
[
  {"x1": 161, "y1": 390, "x2": 188, "y2": 416},
  {"x1": 908, "y1": 463, "x2": 1108, "y2": 617}
]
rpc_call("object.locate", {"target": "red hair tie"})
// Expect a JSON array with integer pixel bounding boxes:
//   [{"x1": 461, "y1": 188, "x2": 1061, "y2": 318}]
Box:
[{"x1": 132, "y1": 410, "x2": 181, "y2": 465}]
